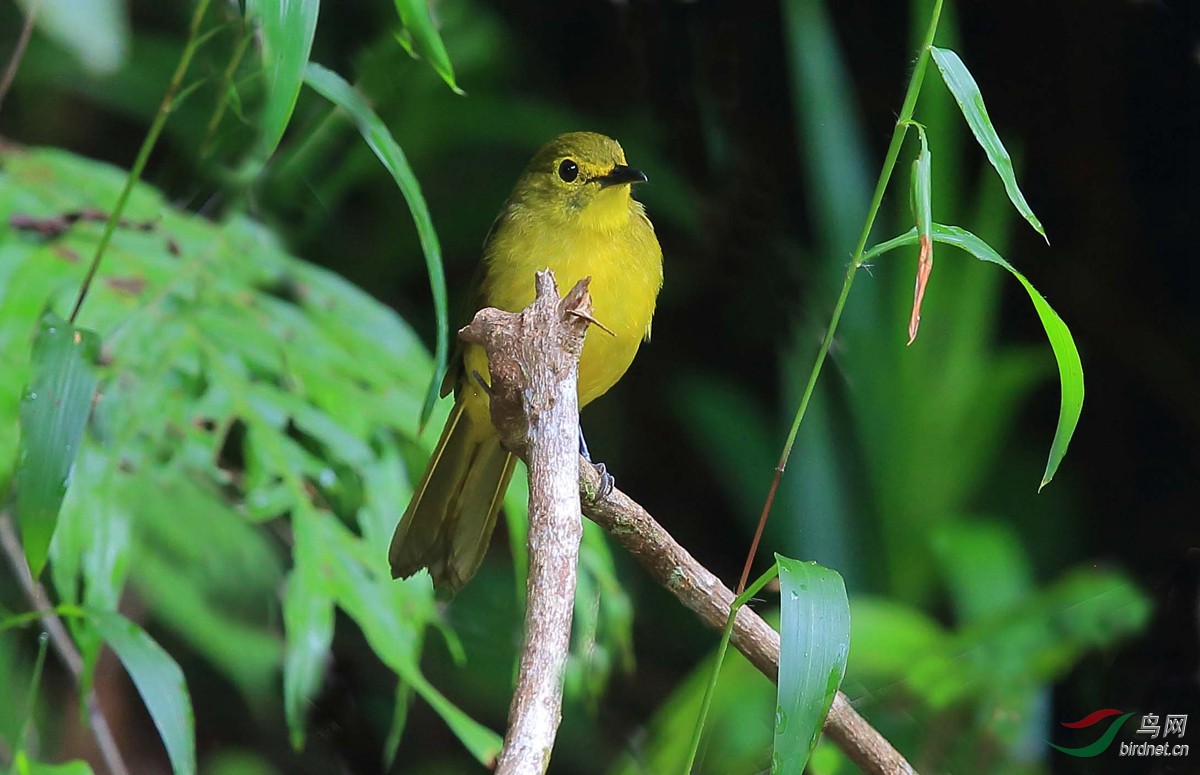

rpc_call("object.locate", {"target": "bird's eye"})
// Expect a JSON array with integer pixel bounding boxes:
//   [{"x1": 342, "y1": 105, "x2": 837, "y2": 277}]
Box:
[{"x1": 558, "y1": 159, "x2": 579, "y2": 183}]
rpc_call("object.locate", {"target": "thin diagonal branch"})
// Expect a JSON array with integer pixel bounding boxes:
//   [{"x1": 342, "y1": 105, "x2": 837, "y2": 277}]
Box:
[
  {"x1": 462, "y1": 271, "x2": 915, "y2": 774},
  {"x1": 0, "y1": 515, "x2": 130, "y2": 775},
  {"x1": 0, "y1": 0, "x2": 38, "y2": 114},
  {"x1": 578, "y1": 466, "x2": 917, "y2": 775}
]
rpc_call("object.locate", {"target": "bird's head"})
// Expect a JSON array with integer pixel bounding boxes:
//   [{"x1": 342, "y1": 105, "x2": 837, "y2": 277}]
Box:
[{"x1": 513, "y1": 132, "x2": 648, "y2": 231}]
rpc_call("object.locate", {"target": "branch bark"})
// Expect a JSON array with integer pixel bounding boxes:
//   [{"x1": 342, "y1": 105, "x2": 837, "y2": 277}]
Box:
[
  {"x1": 578, "y1": 464, "x2": 916, "y2": 775},
  {"x1": 461, "y1": 271, "x2": 592, "y2": 775},
  {"x1": 466, "y1": 269, "x2": 915, "y2": 775}
]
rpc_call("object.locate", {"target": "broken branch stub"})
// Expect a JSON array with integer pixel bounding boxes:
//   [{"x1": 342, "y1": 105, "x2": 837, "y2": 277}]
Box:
[{"x1": 458, "y1": 270, "x2": 594, "y2": 458}]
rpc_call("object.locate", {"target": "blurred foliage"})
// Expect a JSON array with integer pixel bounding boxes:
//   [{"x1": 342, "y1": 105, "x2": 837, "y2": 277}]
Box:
[{"x1": 0, "y1": 0, "x2": 1168, "y2": 773}]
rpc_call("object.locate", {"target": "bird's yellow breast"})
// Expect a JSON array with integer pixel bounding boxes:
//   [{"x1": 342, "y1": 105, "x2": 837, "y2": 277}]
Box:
[{"x1": 465, "y1": 196, "x2": 662, "y2": 412}]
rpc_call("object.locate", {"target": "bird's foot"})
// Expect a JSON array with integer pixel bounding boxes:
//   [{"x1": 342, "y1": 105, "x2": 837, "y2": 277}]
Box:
[
  {"x1": 579, "y1": 427, "x2": 614, "y2": 501},
  {"x1": 590, "y1": 461, "x2": 615, "y2": 502}
]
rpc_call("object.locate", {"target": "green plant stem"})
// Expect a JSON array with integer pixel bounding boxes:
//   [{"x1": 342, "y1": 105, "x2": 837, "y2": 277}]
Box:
[
  {"x1": 734, "y1": 0, "x2": 944, "y2": 598},
  {"x1": 68, "y1": 0, "x2": 215, "y2": 325},
  {"x1": 697, "y1": 2, "x2": 945, "y2": 769},
  {"x1": 16, "y1": 631, "x2": 49, "y2": 763},
  {"x1": 684, "y1": 563, "x2": 779, "y2": 774},
  {"x1": 200, "y1": 16, "x2": 252, "y2": 159},
  {"x1": 0, "y1": 604, "x2": 87, "y2": 636},
  {"x1": 0, "y1": 515, "x2": 129, "y2": 775}
]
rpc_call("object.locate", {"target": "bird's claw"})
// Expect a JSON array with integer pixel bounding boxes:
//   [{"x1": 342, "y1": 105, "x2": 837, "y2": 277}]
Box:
[{"x1": 591, "y1": 461, "x2": 615, "y2": 502}]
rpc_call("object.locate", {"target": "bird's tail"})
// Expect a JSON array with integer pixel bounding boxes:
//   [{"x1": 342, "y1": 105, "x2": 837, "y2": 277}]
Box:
[{"x1": 389, "y1": 398, "x2": 516, "y2": 594}]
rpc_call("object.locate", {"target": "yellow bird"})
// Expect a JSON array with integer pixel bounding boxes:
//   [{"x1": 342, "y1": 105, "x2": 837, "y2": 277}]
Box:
[{"x1": 389, "y1": 132, "x2": 663, "y2": 593}]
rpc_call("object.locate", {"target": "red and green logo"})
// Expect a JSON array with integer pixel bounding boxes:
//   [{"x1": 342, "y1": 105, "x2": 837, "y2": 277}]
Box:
[{"x1": 1049, "y1": 709, "x2": 1136, "y2": 757}]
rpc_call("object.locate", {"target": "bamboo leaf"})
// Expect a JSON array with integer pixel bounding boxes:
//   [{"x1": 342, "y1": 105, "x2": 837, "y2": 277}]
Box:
[
  {"x1": 16, "y1": 314, "x2": 100, "y2": 578},
  {"x1": 908, "y1": 124, "x2": 934, "y2": 344},
  {"x1": 863, "y1": 225, "x2": 1083, "y2": 488},
  {"x1": 13, "y1": 755, "x2": 96, "y2": 775},
  {"x1": 246, "y1": 0, "x2": 321, "y2": 160},
  {"x1": 312, "y1": 516, "x2": 499, "y2": 765},
  {"x1": 392, "y1": 0, "x2": 463, "y2": 94},
  {"x1": 384, "y1": 681, "x2": 413, "y2": 770},
  {"x1": 773, "y1": 555, "x2": 849, "y2": 774},
  {"x1": 282, "y1": 508, "x2": 335, "y2": 750},
  {"x1": 89, "y1": 609, "x2": 196, "y2": 775},
  {"x1": 303, "y1": 62, "x2": 449, "y2": 430},
  {"x1": 930, "y1": 47, "x2": 1047, "y2": 242}
]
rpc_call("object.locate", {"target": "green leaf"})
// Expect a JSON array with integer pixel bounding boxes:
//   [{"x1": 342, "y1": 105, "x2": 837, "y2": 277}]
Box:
[
  {"x1": 13, "y1": 754, "x2": 96, "y2": 775},
  {"x1": 933, "y1": 521, "x2": 1033, "y2": 624},
  {"x1": 610, "y1": 644, "x2": 775, "y2": 775},
  {"x1": 503, "y1": 461, "x2": 530, "y2": 603},
  {"x1": 282, "y1": 508, "x2": 335, "y2": 750},
  {"x1": 773, "y1": 556, "x2": 850, "y2": 774},
  {"x1": 911, "y1": 125, "x2": 933, "y2": 241},
  {"x1": 383, "y1": 680, "x2": 412, "y2": 770},
  {"x1": 18, "y1": 0, "x2": 129, "y2": 75},
  {"x1": 566, "y1": 521, "x2": 634, "y2": 704},
  {"x1": 863, "y1": 225, "x2": 1083, "y2": 488},
  {"x1": 392, "y1": 0, "x2": 464, "y2": 94},
  {"x1": 282, "y1": 573, "x2": 333, "y2": 750},
  {"x1": 131, "y1": 553, "x2": 280, "y2": 700},
  {"x1": 314, "y1": 518, "x2": 500, "y2": 765},
  {"x1": 14, "y1": 627, "x2": 50, "y2": 763},
  {"x1": 88, "y1": 609, "x2": 195, "y2": 775},
  {"x1": 50, "y1": 444, "x2": 132, "y2": 615},
  {"x1": 903, "y1": 567, "x2": 1148, "y2": 709},
  {"x1": 907, "y1": 123, "x2": 934, "y2": 344},
  {"x1": 930, "y1": 47, "x2": 1047, "y2": 242},
  {"x1": 303, "y1": 62, "x2": 449, "y2": 430},
  {"x1": 16, "y1": 314, "x2": 100, "y2": 578},
  {"x1": 0, "y1": 144, "x2": 468, "y2": 769},
  {"x1": 846, "y1": 597, "x2": 945, "y2": 679},
  {"x1": 245, "y1": 0, "x2": 321, "y2": 161},
  {"x1": 781, "y1": 0, "x2": 871, "y2": 252},
  {"x1": 198, "y1": 751, "x2": 278, "y2": 775}
]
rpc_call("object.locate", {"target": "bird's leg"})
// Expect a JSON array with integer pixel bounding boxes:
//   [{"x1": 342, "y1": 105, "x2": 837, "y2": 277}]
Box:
[{"x1": 578, "y1": 426, "x2": 614, "y2": 501}]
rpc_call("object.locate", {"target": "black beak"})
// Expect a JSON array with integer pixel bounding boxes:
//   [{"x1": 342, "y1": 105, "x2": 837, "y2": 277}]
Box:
[{"x1": 596, "y1": 164, "x2": 649, "y2": 188}]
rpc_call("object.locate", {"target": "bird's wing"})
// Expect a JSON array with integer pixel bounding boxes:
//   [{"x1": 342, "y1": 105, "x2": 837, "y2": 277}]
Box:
[{"x1": 441, "y1": 208, "x2": 509, "y2": 398}]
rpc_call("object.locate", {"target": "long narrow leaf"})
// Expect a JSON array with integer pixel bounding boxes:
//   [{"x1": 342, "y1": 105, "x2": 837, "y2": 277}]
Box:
[
  {"x1": 282, "y1": 576, "x2": 333, "y2": 749},
  {"x1": 315, "y1": 517, "x2": 500, "y2": 764},
  {"x1": 16, "y1": 314, "x2": 100, "y2": 578},
  {"x1": 930, "y1": 47, "x2": 1047, "y2": 242},
  {"x1": 863, "y1": 225, "x2": 1083, "y2": 488},
  {"x1": 384, "y1": 680, "x2": 413, "y2": 770},
  {"x1": 89, "y1": 609, "x2": 196, "y2": 775},
  {"x1": 282, "y1": 507, "x2": 335, "y2": 750},
  {"x1": 773, "y1": 555, "x2": 849, "y2": 774},
  {"x1": 246, "y1": 0, "x2": 320, "y2": 160},
  {"x1": 908, "y1": 124, "x2": 934, "y2": 344},
  {"x1": 393, "y1": 0, "x2": 463, "y2": 94},
  {"x1": 303, "y1": 62, "x2": 448, "y2": 429},
  {"x1": 14, "y1": 755, "x2": 95, "y2": 775}
]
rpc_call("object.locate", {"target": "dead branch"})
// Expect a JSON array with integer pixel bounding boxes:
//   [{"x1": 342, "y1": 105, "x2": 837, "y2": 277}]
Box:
[
  {"x1": 460, "y1": 271, "x2": 592, "y2": 775},
  {"x1": 578, "y1": 464, "x2": 916, "y2": 775},
  {"x1": 463, "y1": 268, "x2": 915, "y2": 774}
]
